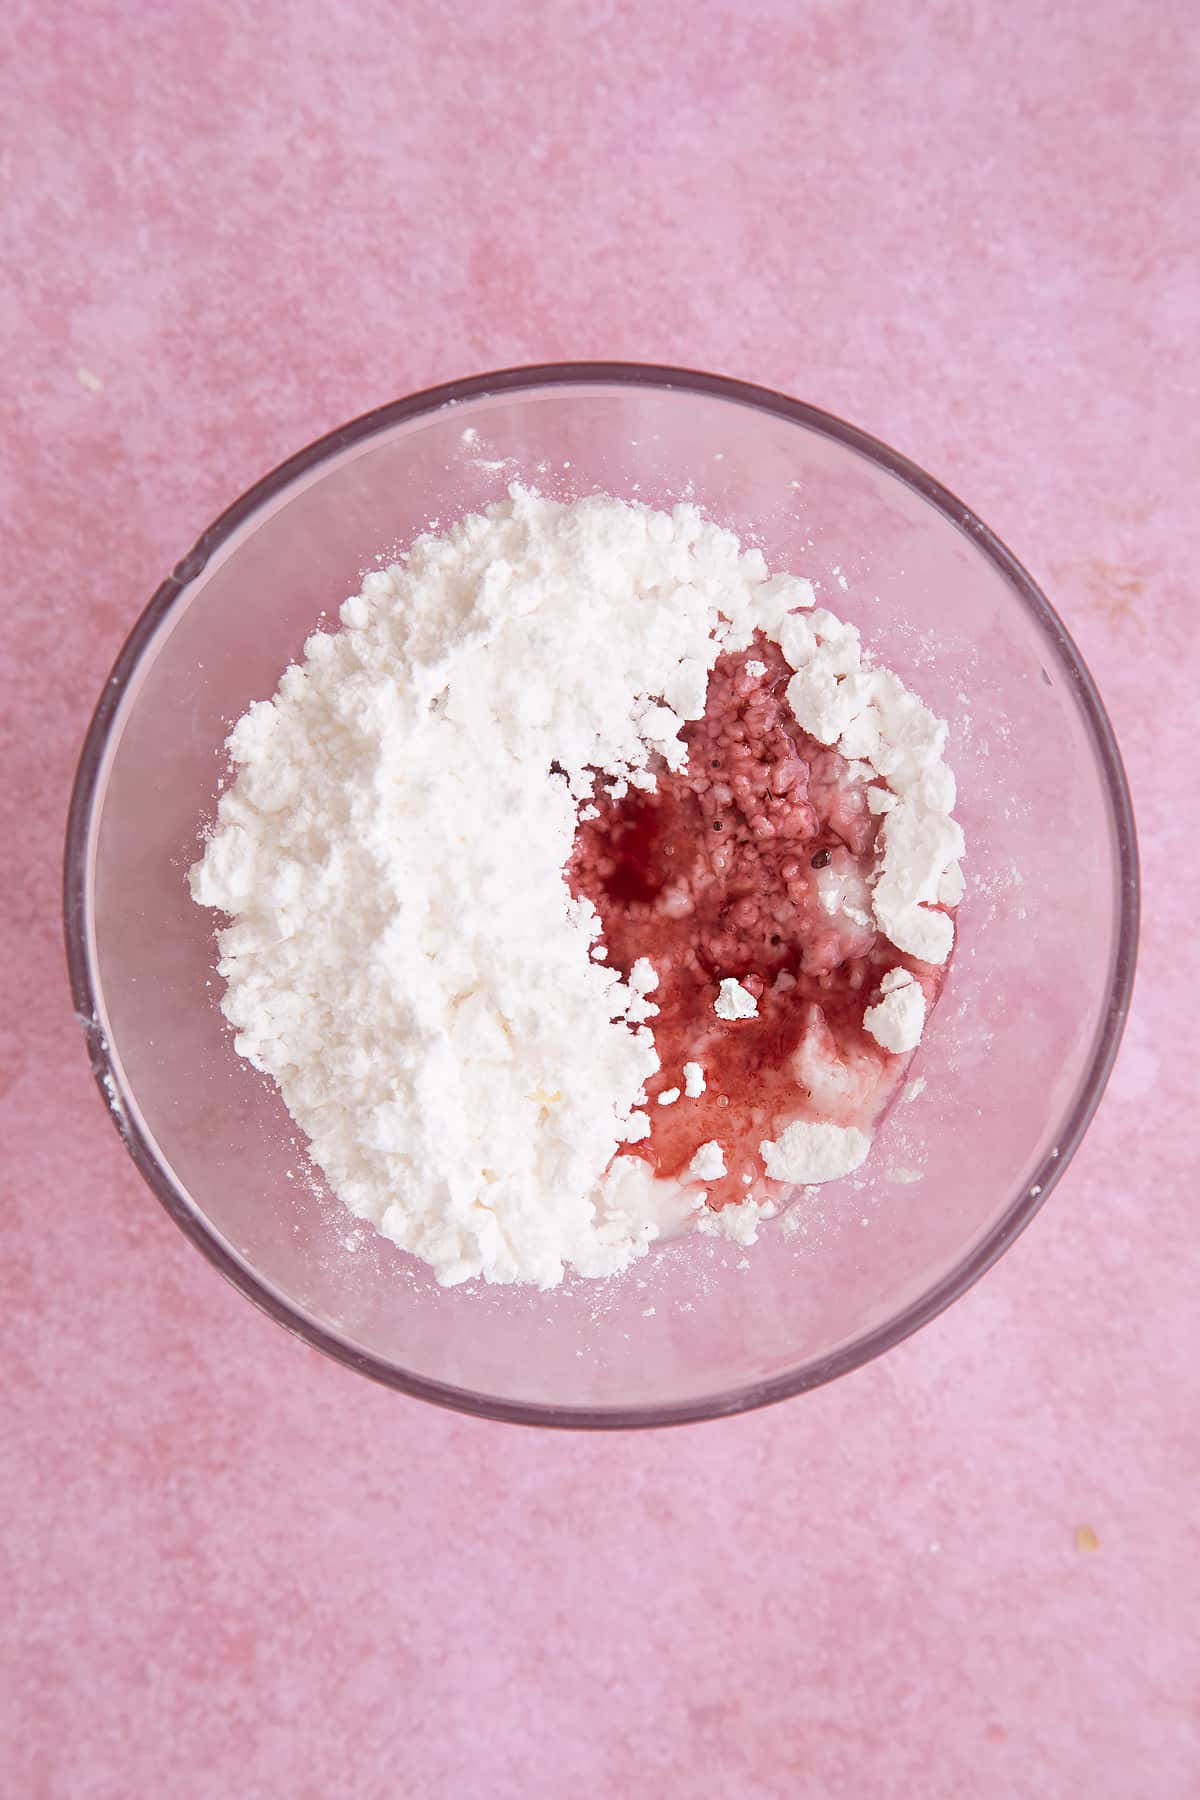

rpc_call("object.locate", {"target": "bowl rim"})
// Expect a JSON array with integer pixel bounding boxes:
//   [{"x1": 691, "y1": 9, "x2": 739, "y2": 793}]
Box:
[{"x1": 63, "y1": 360, "x2": 1140, "y2": 1429}]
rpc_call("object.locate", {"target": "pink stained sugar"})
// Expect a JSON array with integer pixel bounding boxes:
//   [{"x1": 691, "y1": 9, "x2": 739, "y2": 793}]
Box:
[{"x1": 568, "y1": 636, "x2": 953, "y2": 1208}]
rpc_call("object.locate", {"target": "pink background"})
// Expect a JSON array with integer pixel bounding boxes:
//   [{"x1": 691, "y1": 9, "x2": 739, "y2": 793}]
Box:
[{"x1": 3, "y1": 1, "x2": 1196, "y2": 1794}]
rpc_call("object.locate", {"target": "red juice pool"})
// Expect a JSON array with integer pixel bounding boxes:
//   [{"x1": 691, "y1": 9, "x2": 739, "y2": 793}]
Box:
[{"x1": 569, "y1": 637, "x2": 951, "y2": 1209}]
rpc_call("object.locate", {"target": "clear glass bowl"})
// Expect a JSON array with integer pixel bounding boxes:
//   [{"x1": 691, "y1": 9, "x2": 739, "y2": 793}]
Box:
[{"x1": 64, "y1": 364, "x2": 1138, "y2": 1427}]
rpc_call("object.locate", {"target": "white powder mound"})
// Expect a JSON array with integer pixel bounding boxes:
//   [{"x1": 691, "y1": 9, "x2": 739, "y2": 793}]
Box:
[
  {"x1": 191, "y1": 487, "x2": 964, "y2": 1288},
  {"x1": 192, "y1": 490, "x2": 797, "y2": 1288}
]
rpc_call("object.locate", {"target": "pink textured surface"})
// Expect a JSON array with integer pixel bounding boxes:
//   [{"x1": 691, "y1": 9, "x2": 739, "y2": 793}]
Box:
[{"x1": 3, "y1": 1, "x2": 1196, "y2": 1793}]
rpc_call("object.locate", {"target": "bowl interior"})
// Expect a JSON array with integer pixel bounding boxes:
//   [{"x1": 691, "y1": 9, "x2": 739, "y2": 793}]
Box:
[{"x1": 71, "y1": 372, "x2": 1134, "y2": 1423}]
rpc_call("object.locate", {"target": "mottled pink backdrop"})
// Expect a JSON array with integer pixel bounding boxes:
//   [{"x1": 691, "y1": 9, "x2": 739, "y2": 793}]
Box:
[{"x1": 2, "y1": 1, "x2": 1196, "y2": 1795}]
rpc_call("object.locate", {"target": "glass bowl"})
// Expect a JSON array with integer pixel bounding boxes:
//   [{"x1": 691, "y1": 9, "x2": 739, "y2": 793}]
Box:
[{"x1": 64, "y1": 364, "x2": 1138, "y2": 1428}]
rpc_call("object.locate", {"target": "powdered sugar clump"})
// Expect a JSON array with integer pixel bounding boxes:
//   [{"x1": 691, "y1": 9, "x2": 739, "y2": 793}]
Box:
[
  {"x1": 759, "y1": 1120, "x2": 872, "y2": 1184},
  {"x1": 714, "y1": 978, "x2": 759, "y2": 1020},
  {"x1": 863, "y1": 966, "x2": 927, "y2": 1054},
  {"x1": 695, "y1": 1196, "x2": 778, "y2": 1245},
  {"x1": 780, "y1": 609, "x2": 963, "y2": 963},
  {"x1": 683, "y1": 1061, "x2": 706, "y2": 1098},
  {"x1": 687, "y1": 1140, "x2": 728, "y2": 1183}
]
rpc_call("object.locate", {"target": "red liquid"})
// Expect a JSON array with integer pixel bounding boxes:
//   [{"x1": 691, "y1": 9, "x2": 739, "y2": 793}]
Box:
[{"x1": 569, "y1": 639, "x2": 945, "y2": 1208}]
